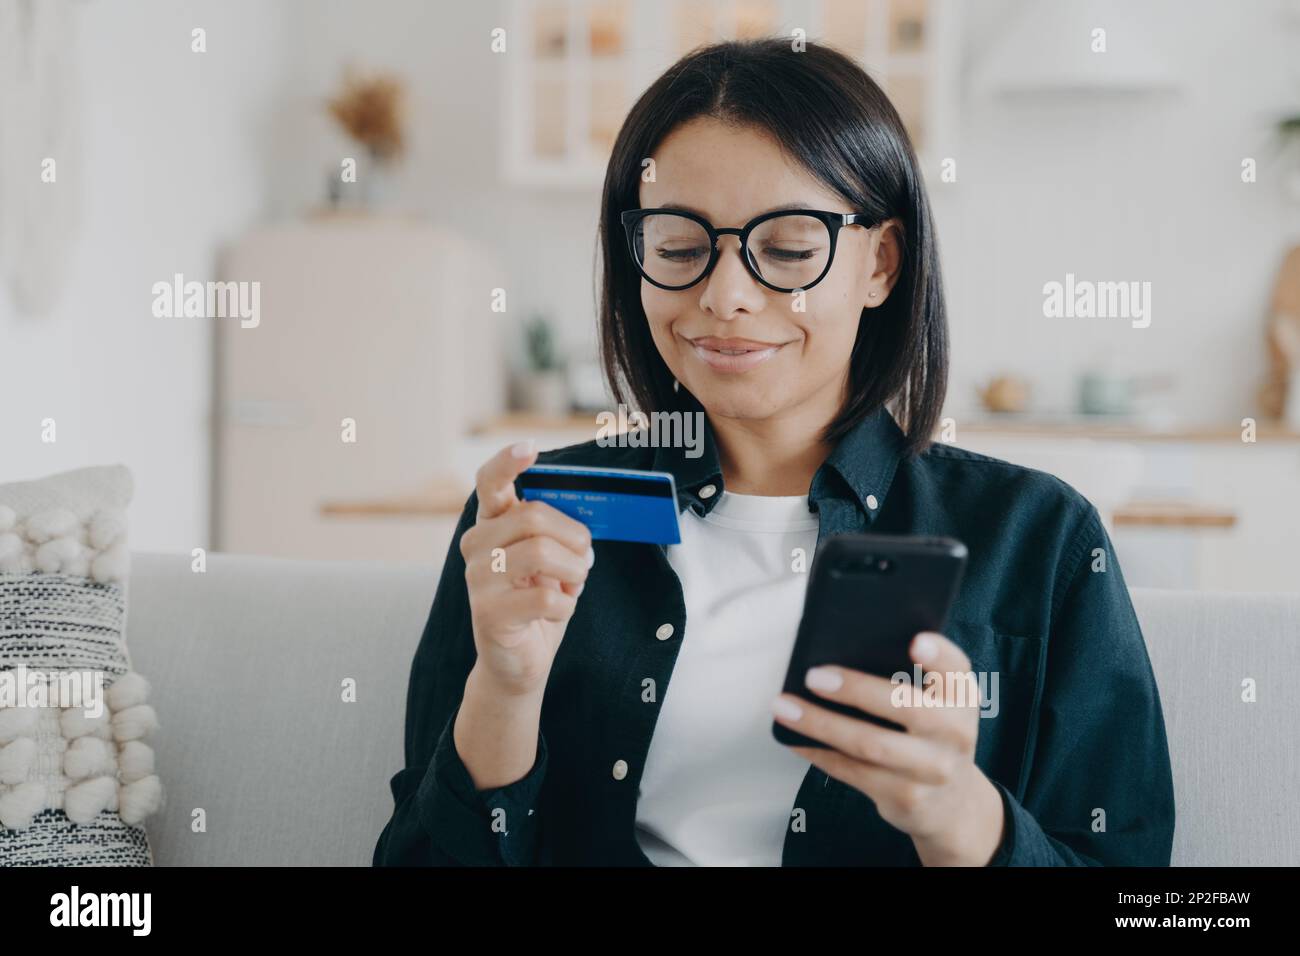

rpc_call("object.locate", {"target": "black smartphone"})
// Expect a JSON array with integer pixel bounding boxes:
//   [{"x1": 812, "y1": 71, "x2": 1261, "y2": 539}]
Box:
[{"x1": 772, "y1": 533, "x2": 968, "y2": 748}]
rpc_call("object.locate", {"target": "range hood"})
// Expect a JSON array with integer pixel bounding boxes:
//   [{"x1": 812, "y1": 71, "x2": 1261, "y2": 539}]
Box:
[{"x1": 971, "y1": 0, "x2": 1180, "y2": 96}]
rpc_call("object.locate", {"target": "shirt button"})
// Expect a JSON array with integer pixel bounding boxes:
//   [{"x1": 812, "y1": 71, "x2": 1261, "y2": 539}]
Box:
[
  {"x1": 612, "y1": 759, "x2": 628, "y2": 780},
  {"x1": 655, "y1": 622, "x2": 675, "y2": 641},
  {"x1": 698, "y1": 483, "x2": 717, "y2": 499},
  {"x1": 866, "y1": 494, "x2": 879, "y2": 510}
]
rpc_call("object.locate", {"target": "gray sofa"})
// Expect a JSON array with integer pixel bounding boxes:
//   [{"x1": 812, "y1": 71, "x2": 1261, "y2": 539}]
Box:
[{"x1": 124, "y1": 551, "x2": 1299, "y2": 866}]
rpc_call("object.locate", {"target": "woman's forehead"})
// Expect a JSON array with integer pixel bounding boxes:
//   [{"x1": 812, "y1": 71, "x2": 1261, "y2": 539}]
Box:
[{"x1": 640, "y1": 117, "x2": 843, "y2": 217}]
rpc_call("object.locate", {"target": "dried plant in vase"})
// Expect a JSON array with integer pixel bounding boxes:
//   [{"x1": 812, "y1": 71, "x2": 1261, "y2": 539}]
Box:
[{"x1": 327, "y1": 67, "x2": 407, "y2": 207}]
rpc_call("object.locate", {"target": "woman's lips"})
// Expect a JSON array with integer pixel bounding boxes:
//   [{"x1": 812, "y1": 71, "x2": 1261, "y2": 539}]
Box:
[{"x1": 689, "y1": 337, "x2": 785, "y2": 372}]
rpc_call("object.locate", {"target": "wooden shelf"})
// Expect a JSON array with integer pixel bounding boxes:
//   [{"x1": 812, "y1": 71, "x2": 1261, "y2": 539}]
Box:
[
  {"x1": 1113, "y1": 501, "x2": 1237, "y2": 529},
  {"x1": 320, "y1": 482, "x2": 1238, "y2": 531},
  {"x1": 468, "y1": 411, "x2": 601, "y2": 433},
  {"x1": 469, "y1": 412, "x2": 1300, "y2": 443},
  {"x1": 959, "y1": 419, "x2": 1300, "y2": 443},
  {"x1": 320, "y1": 478, "x2": 469, "y2": 518}
]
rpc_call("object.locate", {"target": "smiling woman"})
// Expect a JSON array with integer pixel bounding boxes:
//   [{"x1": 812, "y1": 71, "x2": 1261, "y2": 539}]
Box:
[
  {"x1": 374, "y1": 37, "x2": 1174, "y2": 869},
  {"x1": 598, "y1": 41, "x2": 946, "y2": 463}
]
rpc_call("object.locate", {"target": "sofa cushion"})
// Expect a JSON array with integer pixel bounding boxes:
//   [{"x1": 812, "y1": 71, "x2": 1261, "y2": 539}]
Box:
[
  {"x1": 1130, "y1": 587, "x2": 1300, "y2": 866},
  {"x1": 124, "y1": 551, "x2": 433, "y2": 866},
  {"x1": 0, "y1": 465, "x2": 162, "y2": 865}
]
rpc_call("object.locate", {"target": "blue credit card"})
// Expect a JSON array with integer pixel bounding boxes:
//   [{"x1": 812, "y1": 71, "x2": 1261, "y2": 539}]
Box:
[{"x1": 516, "y1": 464, "x2": 682, "y2": 545}]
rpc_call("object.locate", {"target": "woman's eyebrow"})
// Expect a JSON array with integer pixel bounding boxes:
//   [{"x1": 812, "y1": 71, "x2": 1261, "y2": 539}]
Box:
[{"x1": 654, "y1": 201, "x2": 817, "y2": 218}]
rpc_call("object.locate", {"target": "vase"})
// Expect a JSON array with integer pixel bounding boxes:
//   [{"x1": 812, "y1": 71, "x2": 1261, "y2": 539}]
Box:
[
  {"x1": 518, "y1": 370, "x2": 570, "y2": 417},
  {"x1": 360, "y1": 153, "x2": 398, "y2": 210}
]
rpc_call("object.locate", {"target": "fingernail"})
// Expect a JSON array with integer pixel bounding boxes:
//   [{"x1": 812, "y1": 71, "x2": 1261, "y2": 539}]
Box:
[
  {"x1": 510, "y1": 439, "x2": 535, "y2": 458},
  {"x1": 805, "y1": 667, "x2": 842, "y2": 692},
  {"x1": 771, "y1": 696, "x2": 803, "y2": 721},
  {"x1": 913, "y1": 632, "x2": 940, "y2": 663},
  {"x1": 585, "y1": 546, "x2": 595, "y2": 568}
]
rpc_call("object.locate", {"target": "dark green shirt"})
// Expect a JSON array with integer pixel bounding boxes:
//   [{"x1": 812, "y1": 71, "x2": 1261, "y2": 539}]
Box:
[{"x1": 374, "y1": 405, "x2": 1175, "y2": 866}]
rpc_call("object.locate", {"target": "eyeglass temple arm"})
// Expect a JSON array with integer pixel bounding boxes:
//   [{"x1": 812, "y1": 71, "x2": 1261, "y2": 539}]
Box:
[{"x1": 842, "y1": 213, "x2": 878, "y2": 227}]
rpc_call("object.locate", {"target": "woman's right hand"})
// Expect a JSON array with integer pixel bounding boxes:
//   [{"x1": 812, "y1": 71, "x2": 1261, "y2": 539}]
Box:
[{"x1": 459, "y1": 439, "x2": 594, "y2": 698}]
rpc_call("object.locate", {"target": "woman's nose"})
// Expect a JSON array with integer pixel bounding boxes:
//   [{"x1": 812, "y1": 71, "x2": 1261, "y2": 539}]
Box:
[{"x1": 698, "y1": 236, "x2": 767, "y2": 319}]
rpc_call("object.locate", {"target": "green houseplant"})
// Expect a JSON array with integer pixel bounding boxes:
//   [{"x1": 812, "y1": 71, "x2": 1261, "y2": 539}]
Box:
[
  {"x1": 517, "y1": 313, "x2": 569, "y2": 416},
  {"x1": 1278, "y1": 113, "x2": 1300, "y2": 201}
]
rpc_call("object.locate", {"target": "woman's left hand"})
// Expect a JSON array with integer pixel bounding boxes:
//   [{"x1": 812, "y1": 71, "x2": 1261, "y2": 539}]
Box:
[{"x1": 771, "y1": 631, "x2": 1006, "y2": 866}]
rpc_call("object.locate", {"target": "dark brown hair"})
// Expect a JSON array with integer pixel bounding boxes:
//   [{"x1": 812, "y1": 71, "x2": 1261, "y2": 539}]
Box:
[{"x1": 596, "y1": 38, "x2": 948, "y2": 456}]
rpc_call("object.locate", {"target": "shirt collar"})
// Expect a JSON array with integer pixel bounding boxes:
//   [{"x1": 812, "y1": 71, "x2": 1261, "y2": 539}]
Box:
[{"x1": 650, "y1": 398, "x2": 907, "y2": 524}]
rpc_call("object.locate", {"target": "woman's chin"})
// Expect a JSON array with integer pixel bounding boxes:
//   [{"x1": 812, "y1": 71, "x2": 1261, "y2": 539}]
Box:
[{"x1": 687, "y1": 384, "x2": 786, "y2": 422}]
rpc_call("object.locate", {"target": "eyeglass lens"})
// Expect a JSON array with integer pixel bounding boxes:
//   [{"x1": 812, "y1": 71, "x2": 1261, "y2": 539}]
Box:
[{"x1": 631, "y1": 213, "x2": 832, "y2": 290}]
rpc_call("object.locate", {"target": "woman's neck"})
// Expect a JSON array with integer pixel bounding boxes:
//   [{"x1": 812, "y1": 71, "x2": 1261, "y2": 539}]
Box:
[{"x1": 708, "y1": 404, "x2": 836, "y2": 497}]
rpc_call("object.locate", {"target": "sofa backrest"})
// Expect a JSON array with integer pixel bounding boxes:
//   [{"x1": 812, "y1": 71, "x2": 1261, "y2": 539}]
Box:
[
  {"x1": 1129, "y1": 588, "x2": 1298, "y2": 865},
  {"x1": 126, "y1": 551, "x2": 432, "y2": 866},
  {"x1": 123, "y1": 552, "x2": 1298, "y2": 866}
]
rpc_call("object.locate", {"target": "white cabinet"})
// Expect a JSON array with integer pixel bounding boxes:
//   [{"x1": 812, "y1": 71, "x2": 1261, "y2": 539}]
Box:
[
  {"x1": 213, "y1": 216, "x2": 504, "y2": 560},
  {"x1": 958, "y1": 428, "x2": 1300, "y2": 592},
  {"x1": 502, "y1": 0, "x2": 960, "y2": 187}
]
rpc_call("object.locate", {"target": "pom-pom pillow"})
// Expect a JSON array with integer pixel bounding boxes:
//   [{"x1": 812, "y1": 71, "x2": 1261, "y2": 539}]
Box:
[{"x1": 0, "y1": 465, "x2": 162, "y2": 865}]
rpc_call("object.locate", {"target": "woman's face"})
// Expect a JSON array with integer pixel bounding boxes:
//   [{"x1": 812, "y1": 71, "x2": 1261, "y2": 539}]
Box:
[{"x1": 638, "y1": 116, "x2": 900, "y2": 429}]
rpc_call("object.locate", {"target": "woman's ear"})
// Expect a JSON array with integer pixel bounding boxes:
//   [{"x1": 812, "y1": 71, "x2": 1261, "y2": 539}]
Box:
[{"x1": 865, "y1": 218, "x2": 904, "y2": 307}]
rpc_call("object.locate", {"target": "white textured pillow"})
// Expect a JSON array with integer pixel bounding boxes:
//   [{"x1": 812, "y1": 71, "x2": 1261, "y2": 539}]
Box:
[{"x1": 0, "y1": 465, "x2": 163, "y2": 865}]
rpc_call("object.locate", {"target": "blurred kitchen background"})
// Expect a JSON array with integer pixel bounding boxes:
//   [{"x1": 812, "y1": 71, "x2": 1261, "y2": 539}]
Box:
[{"x1": 2, "y1": 0, "x2": 1299, "y2": 591}]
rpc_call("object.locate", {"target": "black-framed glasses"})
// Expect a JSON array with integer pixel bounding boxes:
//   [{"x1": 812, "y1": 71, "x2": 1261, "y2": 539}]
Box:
[{"x1": 621, "y1": 207, "x2": 877, "y2": 293}]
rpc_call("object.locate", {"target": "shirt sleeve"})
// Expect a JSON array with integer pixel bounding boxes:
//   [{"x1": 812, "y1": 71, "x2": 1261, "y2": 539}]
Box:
[
  {"x1": 983, "y1": 780, "x2": 1017, "y2": 866},
  {"x1": 986, "y1": 503, "x2": 1176, "y2": 866},
  {"x1": 373, "y1": 491, "x2": 549, "y2": 866}
]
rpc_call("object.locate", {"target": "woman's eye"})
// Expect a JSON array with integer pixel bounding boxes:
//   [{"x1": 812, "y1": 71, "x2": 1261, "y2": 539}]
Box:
[
  {"x1": 656, "y1": 245, "x2": 708, "y2": 262},
  {"x1": 761, "y1": 245, "x2": 819, "y2": 262}
]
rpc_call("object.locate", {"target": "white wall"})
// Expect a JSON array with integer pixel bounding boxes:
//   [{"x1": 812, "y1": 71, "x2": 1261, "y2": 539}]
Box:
[
  {"x1": 939, "y1": 0, "x2": 1300, "y2": 422},
  {"x1": 0, "y1": 0, "x2": 286, "y2": 550}
]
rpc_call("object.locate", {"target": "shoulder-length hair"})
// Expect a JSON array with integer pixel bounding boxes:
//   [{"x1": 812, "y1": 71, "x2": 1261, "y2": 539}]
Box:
[{"x1": 596, "y1": 38, "x2": 947, "y2": 457}]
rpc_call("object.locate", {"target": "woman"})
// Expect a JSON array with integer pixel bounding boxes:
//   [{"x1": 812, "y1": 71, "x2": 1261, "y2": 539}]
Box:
[{"x1": 374, "y1": 39, "x2": 1174, "y2": 867}]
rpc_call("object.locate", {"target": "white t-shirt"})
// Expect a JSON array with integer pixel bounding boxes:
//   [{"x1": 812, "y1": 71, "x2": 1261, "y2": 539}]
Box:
[{"x1": 633, "y1": 490, "x2": 819, "y2": 866}]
